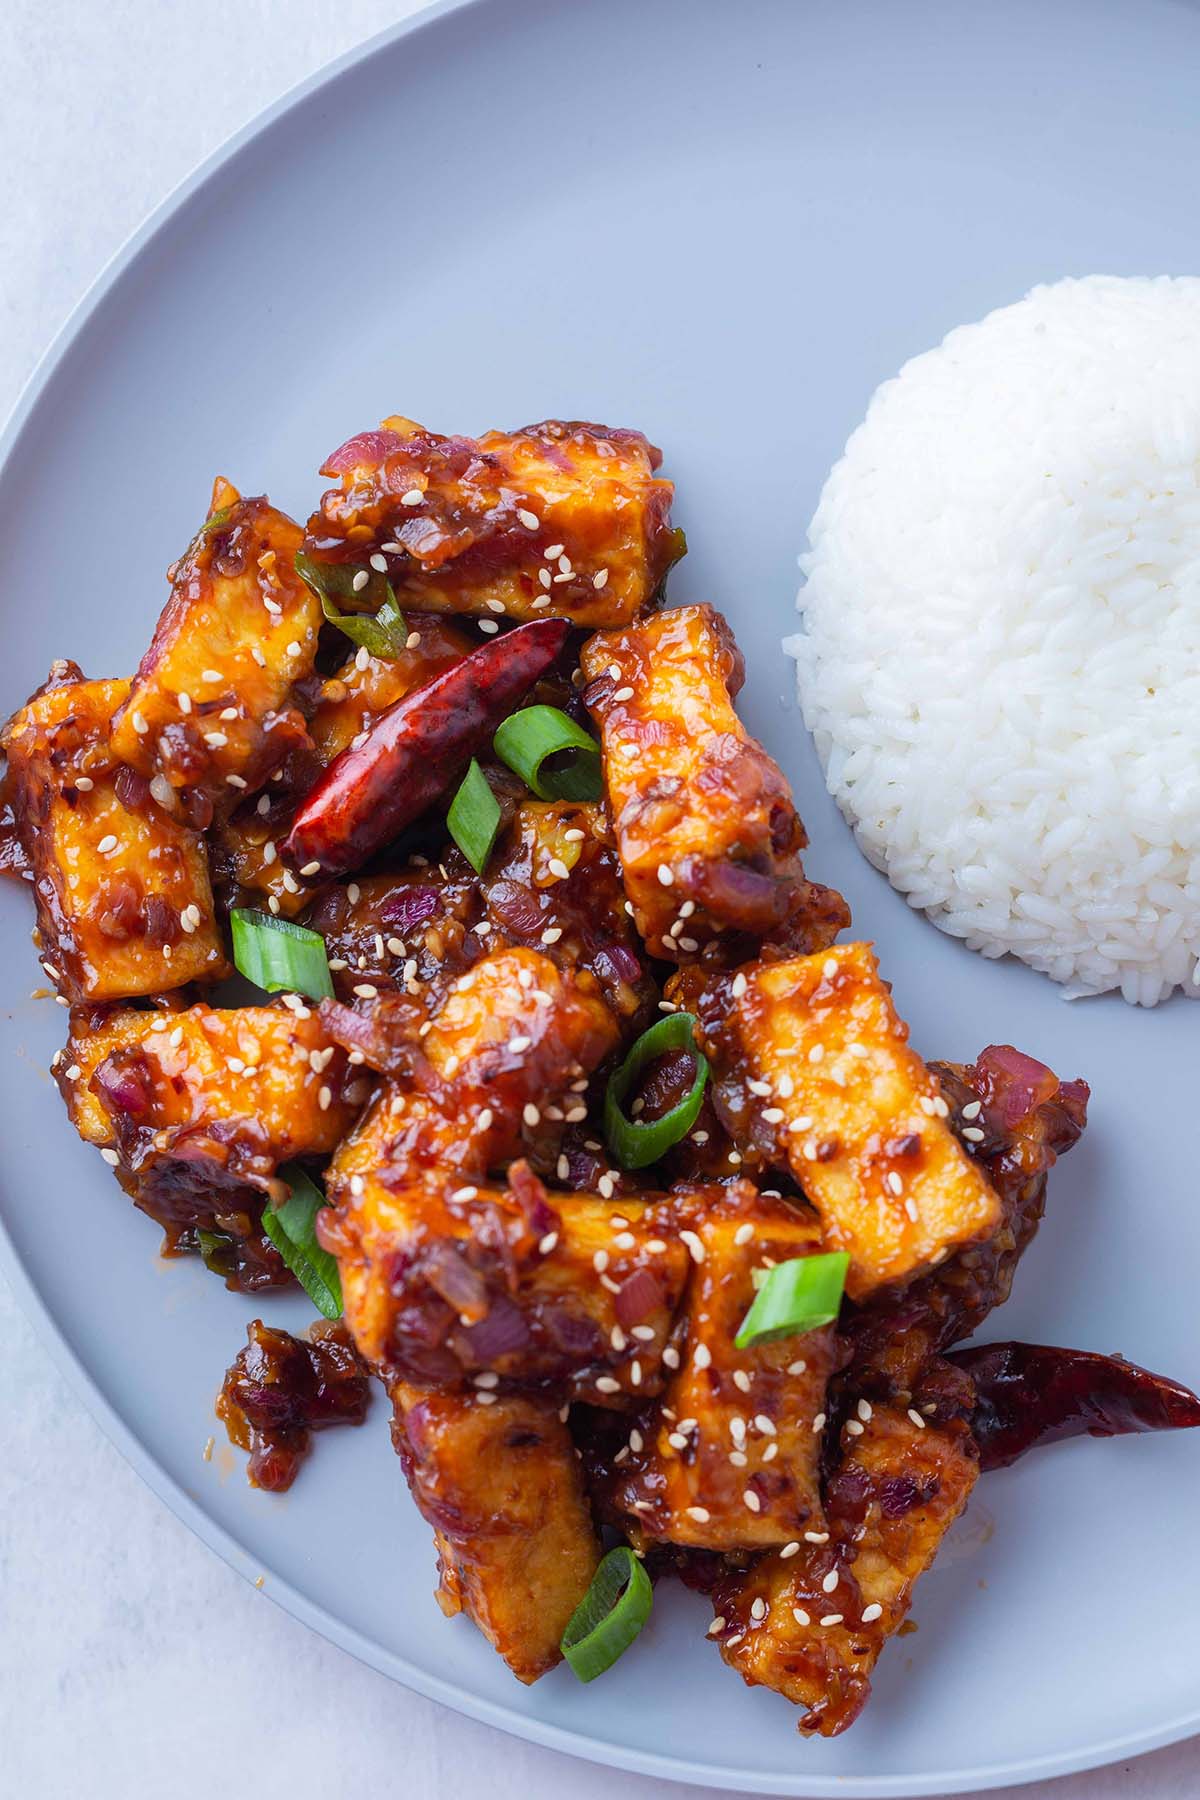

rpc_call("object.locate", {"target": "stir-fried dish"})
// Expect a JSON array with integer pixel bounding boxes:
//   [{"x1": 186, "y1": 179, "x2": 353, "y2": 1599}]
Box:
[{"x1": 5, "y1": 414, "x2": 1198, "y2": 1736}]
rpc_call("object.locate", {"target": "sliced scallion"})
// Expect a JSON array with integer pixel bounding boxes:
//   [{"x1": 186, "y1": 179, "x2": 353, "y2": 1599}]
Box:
[
  {"x1": 295, "y1": 550, "x2": 407, "y2": 658},
  {"x1": 604, "y1": 1012, "x2": 709, "y2": 1170},
  {"x1": 733, "y1": 1251, "x2": 850, "y2": 1350},
  {"x1": 493, "y1": 705, "x2": 602, "y2": 802},
  {"x1": 262, "y1": 1165, "x2": 342, "y2": 1319},
  {"x1": 230, "y1": 907, "x2": 334, "y2": 1001},
  {"x1": 560, "y1": 1546, "x2": 653, "y2": 1681},
  {"x1": 447, "y1": 758, "x2": 502, "y2": 874}
]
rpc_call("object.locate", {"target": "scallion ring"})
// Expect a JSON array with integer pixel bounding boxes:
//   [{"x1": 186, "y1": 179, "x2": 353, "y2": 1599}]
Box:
[
  {"x1": 733, "y1": 1251, "x2": 850, "y2": 1349},
  {"x1": 262, "y1": 1164, "x2": 343, "y2": 1319},
  {"x1": 493, "y1": 705, "x2": 602, "y2": 802},
  {"x1": 604, "y1": 1012, "x2": 709, "y2": 1170},
  {"x1": 230, "y1": 907, "x2": 334, "y2": 1001},
  {"x1": 295, "y1": 551, "x2": 407, "y2": 658},
  {"x1": 560, "y1": 1546, "x2": 653, "y2": 1681},
  {"x1": 447, "y1": 758, "x2": 502, "y2": 874}
]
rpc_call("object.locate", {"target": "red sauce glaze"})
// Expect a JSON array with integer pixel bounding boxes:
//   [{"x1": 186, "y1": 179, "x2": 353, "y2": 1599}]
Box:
[{"x1": 216, "y1": 1318, "x2": 371, "y2": 1490}]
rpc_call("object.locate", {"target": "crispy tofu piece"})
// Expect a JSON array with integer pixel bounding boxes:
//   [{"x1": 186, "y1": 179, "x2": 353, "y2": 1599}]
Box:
[
  {"x1": 304, "y1": 416, "x2": 677, "y2": 628},
  {"x1": 698, "y1": 944, "x2": 1000, "y2": 1299},
  {"x1": 483, "y1": 801, "x2": 656, "y2": 1029},
  {"x1": 712, "y1": 1377, "x2": 979, "y2": 1736},
  {"x1": 2, "y1": 672, "x2": 227, "y2": 999},
  {"x1": 325, "y1": 1165, "x2": 688, "y2": 1398},
  {"x1": 392, "y1": 1381, "x2": 600, "y2": 1683},
  {"x1": 110, "y1": 482, "x2": 320, "y2": 814},
  {"x1": 56, "y1": 999, "x2": 368, "y2": 1289},
  {"x1": 581, "y1": 606, "x2": 847, "y2": 959},
  {"x1": 593, "y1": 1184, "x2": 837, "y2": 1550},
  {"x1": 304, "y1": 866, "x2": 482, "y2": 1003},
  {"x1": 309, "y1": 616, "x2": 474, "y2": 762}
]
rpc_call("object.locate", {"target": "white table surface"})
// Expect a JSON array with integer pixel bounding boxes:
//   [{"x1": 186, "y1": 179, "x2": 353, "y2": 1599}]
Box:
[{"x1": 2, "y1": 4, "x2": 1198, "y2": 1796}]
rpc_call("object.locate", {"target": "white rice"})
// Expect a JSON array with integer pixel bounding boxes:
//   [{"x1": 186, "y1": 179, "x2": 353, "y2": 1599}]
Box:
[{"x1": 788, "y1": 275, "x2": 1200, "y2": 1006}]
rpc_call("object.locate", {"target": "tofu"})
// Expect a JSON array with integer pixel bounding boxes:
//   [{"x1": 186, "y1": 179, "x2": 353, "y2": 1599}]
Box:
[
  {"x1": 309, "y1": 616, "x2": 474, "y2": 763},
  {"x1": 306, "y1": 415, "x2": 678, "y2": 628},
  {"x1": 698, "y1": 944, "x2": 1001, "y2": 1299},
  {"x1": 593, "y1": 1183, "x2": 837, "y2": 1550},
  {"x1": 393, "y1": 1381, "x2": 600, "y2": 1683},
  {"x1": 581, "y1": 606, "x2": 845, "y2": 957},
  {"x1": 2, "y1": 673, "x2": 227, "y2": 999},
  {"x1": 712, "y1": 1392, "x2": 978, "y2": 1736},
  {"x1": 304, "y1": 866, "x2": 481, "y2": 1001},
  {"x1": 110, "y1": 481, "x2": 320, "y2": 814}
]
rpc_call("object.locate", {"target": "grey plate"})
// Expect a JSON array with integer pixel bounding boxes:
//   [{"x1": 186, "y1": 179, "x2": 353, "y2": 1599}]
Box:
[{"x1": 2, "y1": 0, "x2": 1198, "y2": 1791}]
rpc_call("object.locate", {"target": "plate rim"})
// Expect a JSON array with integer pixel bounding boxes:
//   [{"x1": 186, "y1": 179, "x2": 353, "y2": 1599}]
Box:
[{"x1": 1, "y1": 1, "x2": 1198, "y2": 1791}]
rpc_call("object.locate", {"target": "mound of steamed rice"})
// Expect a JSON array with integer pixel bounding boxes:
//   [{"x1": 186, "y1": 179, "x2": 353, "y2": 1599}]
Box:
[{"x1": 789, "y1": 274, "x2": 1200, "y2": 1006}]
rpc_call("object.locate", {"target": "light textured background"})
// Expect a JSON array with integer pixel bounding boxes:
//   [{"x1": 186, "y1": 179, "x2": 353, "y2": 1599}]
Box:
[{"x1": 1, "y1": 4, "x2": 1197, "y2": 1797}]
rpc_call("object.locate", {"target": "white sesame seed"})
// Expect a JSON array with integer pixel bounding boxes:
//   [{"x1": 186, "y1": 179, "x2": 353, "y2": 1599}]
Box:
[
  {"x1": 262, "y1": 842, "x2": 277, "y2": 865},
  {"x1": 547, "y1": 857, "x2": 571, "y2": 880},
  {"x1": 886, "y1": 1171, "x2": 904, "y2": 1196},
  {"x1": 743, "y1": 1490, "x2": 761, "y2": 1513},
  {"x1": 845, "y1": 1420, "x2": 864, "y2": 1437},
  {"x1": 543, "y1": 543, "x2": 564, "y2": 560},
  {"x1": 597, "y1": 1173, "x2": 615, "y2": 1199},
  {"x1": 538, "y1": 568, "x2": 552, "y2": 590},
  {"x1": 762, "y1": 1107, "x2": 785, "y2": 1125},
  {"x1": 962, "y1": 1099, "x2": 983, "y2": 1120},
  {"x1": 353, "y1": 983, "x2": 379, "y2": 999},
  {"x1": 478, "y1": 618, "x2": 499, "y2": 633},
  {"x1": 225, "y1": 773, "x2": 247, "y2": 789},
  {"x1": 812, "y1": 1412, "x2": 827, "y2": 1433},
  {"x1": 540, "y1": 926, "x2": 563, "y2": 944},
  {"x1": 808, "y1": 1044, "x2": 825, "y2": 1064},
  {"x1": 754, "y1": 1414, "x2": 776, "y2": 1436},
  {"x1": 819, "y1": 1614, "x2": 843, "y2": 1628},
  {"x1": 451, "y1": 1185, "x2": 478, "y2": 1203},
  {"x1": 905, "y1": 1197, "x2": 919, "y2": 1222},
  {"x1": 734, "y1": 1222, "x2": 754, "y2": 1247},
  {"x1": 732, "y1": 1369, "x2": 752, "y2": 1394},
  {"x1": 475, "y1": 1390, "x2": 497, "y2": 1406},
  {"x1": 523, "y1": 1103, "x2": 540, "y2": 1127},
  {"x1": 663, "y1": 1346, "x2": 680, "y2": 1370},
  {"x1": 749, "y1": 1597, "x2": 768, "y2": 1622},
  {"x1": 538, "y1": 1231, "x2": 559, "y2": 1255},
  {"x1": 96, "y1": 834, "x2": 118, "y2": 855},
  {"x1": 933, "y1": 1096, "x2": 950, "y2": 1118},
  {"x1": 100, "y1": 1148, "x2": 120, "y2": 1167},
  {"x1": 963, "y1": 1126, "x2": 986, "y2": 1143},
  {"x1": 317, "y1": 1084, "x2": 332, "y2": 1111},
  {"x1": 518, "y1": 509, "x2": 539, "y2": 530},
  {"x1": 693, "y1": 1342, "x2": 712, "y2": 1370},
  {"x1": 656, "y1": 863, "x2": 674, "y2": 887},
  {"x1": 612, "y1": 686, "x2": 634, "y2": 703},
  {"x1": 508, "y1": 1034, "x2": 532, "y2": 1054},
  {"x1": 787, "y1": 1359, "x2": 808, "y2": 1376},
  {"x1": 64, "y1": 1064, "x2": 81, "y2": 1081},
  {"x1": 595, "y1": 1376, "x2": 621, "y2": 1395},
  {"x1": 908, "y1": 1407, "x2": 927, "y2": 1430},
  {"x1": 130, "y1": 710, "x2": 149, "y2": 736},
  {"x1": 679, "y1": 1229, "x2": 705, "y2": 1265},
  {"x1": 861, "y1": 1602, "x2": 884, "y2": 1624},
  {"x1": 593, "y1": 568, "x2": 609, "y2": 589},
  {"x1": 204, "y1": 731, "x2": 228, "y2": 748}
]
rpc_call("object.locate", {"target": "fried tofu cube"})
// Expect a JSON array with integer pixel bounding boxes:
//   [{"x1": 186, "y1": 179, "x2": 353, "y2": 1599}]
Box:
[
  {"x1": 595, "y1": 1184, "x2": 838, "y2": 1550},
  {"x1": 712, "y1": 1387, "x2": 979, "y2": 1736},
  {"x1": 699, "y1": 944, "x2": 1000, "y2": 1298},
  {"x1": 2, "y1": 672, "x2": 227, "y2": 999},
  {"x1": 304, "y1": 867, "x2": 482, "y2": 1001},
  {"x1": 581, "y1": 606, "x2": 846, "y2": 958},
  {"x1": 393, "y1": 1381, "x2": 600, "y2": 1683},
  {"x1": 56, "y1": 1000, "x2": 368, "y2": 1289},
  {"x1": 305, "y1": 416, "x2": 677, "y2": 628},
  {"x1": 325, "y1": 1162, "x2": 689, "y2": 1401},
  {"x1": 110, "y1": 482, "x2": 320, "y2": 813}
]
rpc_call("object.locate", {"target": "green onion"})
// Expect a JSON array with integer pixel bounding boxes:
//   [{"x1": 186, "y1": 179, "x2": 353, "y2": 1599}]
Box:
[
  {"x1": 295, "y1": 551, "x2": 407, "y2": 658},
  {"x1": 196, "y1": 1227, "x2": 233, "y2": 1276},
  {"x1": 604, "y1": 1012, "x2": 709, "y2": 1170},
  {"x1": 230, "y1": 908, "x2": 334, "y2": 1001},
  {"x1": 447, "y1": 758, "x2": 502, "y2": 874},
  {"x1": 733, "y1": 1251, "x2": 850, "y2": 1349},
  {"x1": 493, "y1": 705, "x2": 602, "y2": 802},
  {"x1": 560, "y1": 1546, "x2": 653, "y2": 1681},
  {"x1": 261, "y1": 1165, "x2": 342, "y2": 1319}
]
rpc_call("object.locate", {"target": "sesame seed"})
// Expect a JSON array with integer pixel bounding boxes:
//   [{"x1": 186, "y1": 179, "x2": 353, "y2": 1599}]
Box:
[
  {"x1": 478, "y1": 619, "x2": 499, "y2": 633},
  {"x1": 684, "y1": 1505, "x2": 712, "y2": 1525},
  {"x1": 886, "y1": 1171, "x2": 904, "y2": 1196},
  {"x1": 538, "y1": 568, "x2": 552, "y2": 590},
  {"x1": 861, "y1": 1602, "x2": 884, "y2": 1623},
  {"x1": 262, "y1": 842, "x2": 277, "y2": 865},
  {"x1": 200, "y1": 668, "x2": 222, "y2": 684},
  {"x1": 547, "y1": 857, "x2": 571, "y2": 880},
  {"x1": 792, "y1": 1607, "x2": 811, "y2": 1627},
  {"x1": 667, "y1": 1430, "x2": 688, "y2": 1451},
  {"x1": 452, "y1": 1185, "x2": 478, "y2": 1202},
  {"x1": 317, "y1": 1085, "x2": 331, "y2": 1111},
  {"x1": 540, "y1": 925, "x2": 563, "y2": 944},
  {"x1": 743, "y1": 1490, "x2": 761, "y2": 1513},
  {"x1": 518, "y1": 509, "x2": 539, "y2": 530},
  {"x1": 130, "y1": 710, "x2": 149, "y2": 736},
  {"x1": 822, "y1": 957, "x2": 839, "y2": 979},
  {"x1": 734, "y1": 1222, "x2": 754, "y2": 1247},
  {"x1": 595, "y1": 1376, "x2": 621, "y2": 1395},
  {"x1": 592, "y1": 1250, "x2": 609, "y2": 1274},
  {"x1": 353, "y1": 983, "x2": 378, "y2": 999},
  {"x1": 754, "y1": 1413, "x2": 776, "y2": 1436},
  {"x1": 473, "y1": 1370, "x2": 499, "y2": 1389},
  {"x1": 475, "y1": 1391, "x2": 496, "y2": 1406},
  {"x1": 787, "y1": 1359, "x2": 807, "y2": 1376},
  {"x1": 905, "y1": 1197, "x2": 919, "y2": 1222},
  {"x1": 706, "y1": 1617, "x2": 724, "y2": 1637},
  {"x1": 539, "y1": 1231, "x2": 559, "y2": 1255},
  {"x1": 679, "y1": 1229, "x2": 705, "y2": 1265},
  {"x1": 477, "y1": 1107, "x2": 495, "y2": 1131},
  {"x1": 749, "y1": 1597, "x2": 767, "y2": 1622},
  {"x1": 544, "y1": 543, "x2": 564, "y2": 560},
  {"x1": 646, "y1": 1238, "x2": 668, "y2": 1254},
  {"x1": 405, "y1": 632, "x2": 422, "y2": 649},
  {"x1": 100, "y1": 1148, "x2": 120, "y2": 1167},
  {"x1": 812, "y1": 1412, "x2": 827, "y2": 1433},
  {"x1": 597, "y1": 1173, "x2": 615, "y2": 1199},
  {"x1": 908, "y1": 1408, "x2": 927, "y2": 1430},
  {"x1": 663, "y1": 1346, "x2": 680, "y2": 1370},
  {"x1": 693, "y1": 1342, "x2": 712, "y2": 1370},
  {"x1": 64, "y1": 1064, "x2": 81, "y2": 1081},
  {"x1": 963, "y1": 1126, "x2": 986, "y2": 1143},
  {"x1": 962, "y1": 1099, "x2": 983, "y2": 1120},
  {"x1": 845, "y1": 1420, "x2": 864, "y2": 1437},
  {"x1": 612, "y1": 685, "x2": 634, "y2": 702},
  {"x1": 508, "y1": 1034, "x2": 532, "y2": 1054},
  {"x1": 933, "y1": 1096, "x2": 950, "y2": 1117},
  {"x1": 732, "y1": 1369, "x2": 752, "y2": 1394},
  {"x1": 657, "y1": 863, "x2": 674, "y2": 887},
  {"x1": 226, "y1": 774, "x2": 247, "y2": 789},
  {"x1": 349, "y1": 1174, "x2": 365, "y2": 1197},
  {"x1": 523, "y1": 1103, "x2": 540, "y2": 1127},
  {"x1": 593, "y1": 568, "x2": 609, "y2": 589},
  {"x1": 204, "y1": 731, "x2": 228, "y2": 748},
  {"x1": 762, "y1": 1107, "x2": 785, "y2": 1124},
  {"x1": 613, "y1": 1231, "x2": 637, "y2": 1251},
  {"x1": 808, "y1": 1044, "x2": 825, "y2": 1064},
  {"x1": 96, "y1": 834, "x2": 118, "y2": 855},
  {"x1": 819, "y1": 1614, "x2": 843, "y2": 1628}
]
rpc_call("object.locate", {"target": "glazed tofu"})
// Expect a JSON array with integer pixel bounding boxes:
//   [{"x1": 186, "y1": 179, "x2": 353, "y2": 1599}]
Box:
[
  {"x1": 304, "y1": 416, "x2": 678, "y2": 628},
  {"x1": 56, "y1": 1000, "x2": 367, "y2": 1290},
  {"x1": 711, "y1": 1385, "x2": 979, "y2": 1736},
  {"x1": 393, "y1": 1381, "x2": 600, "y2": 1683},
  {"x1": 110, "y1": 482, "x2": 320, "y2": 816},
  {"x1": 594, "y1": 1184, "x2": 838, "y2": 1551},
  {"x1": 2, "y1": 671, "x2": 227, "y2": 999},
  {"x1": 482, "y1": 801, "x2": 656, "y2": 1028},
  {"x1": 303, "y1": 865, "x2": 482, "y2": 1003},
  {"x1": 697, "y1": 944, "x2": 1000, "y2": 1299},
  {"x1": 580, "y1": 606, "x2": 847, "y2": 958}
]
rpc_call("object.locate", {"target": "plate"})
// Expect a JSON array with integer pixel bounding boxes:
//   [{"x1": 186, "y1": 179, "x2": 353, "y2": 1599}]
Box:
[{"x1": 2, "y1": 0, "x2": 1199, "y2": 1791}]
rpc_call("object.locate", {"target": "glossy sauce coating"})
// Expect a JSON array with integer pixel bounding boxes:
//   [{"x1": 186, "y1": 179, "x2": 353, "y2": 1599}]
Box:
[{"x1": 217, "y1": 1318, "x2": 371, "y2": 1490}]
